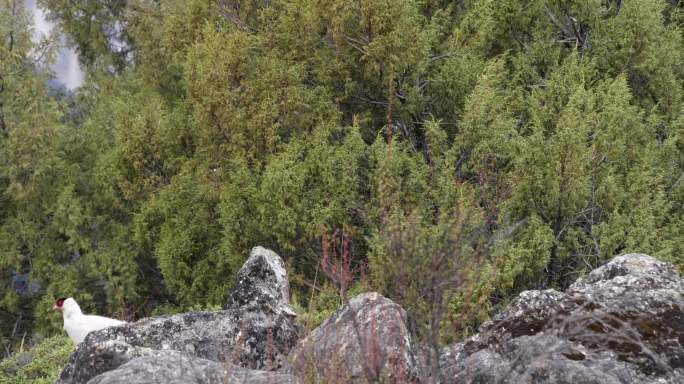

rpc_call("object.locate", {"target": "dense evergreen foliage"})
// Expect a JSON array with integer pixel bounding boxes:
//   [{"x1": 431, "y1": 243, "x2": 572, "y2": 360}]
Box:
[{"x1": 2, "y1": 0, "x2": 684, "y2": 357}]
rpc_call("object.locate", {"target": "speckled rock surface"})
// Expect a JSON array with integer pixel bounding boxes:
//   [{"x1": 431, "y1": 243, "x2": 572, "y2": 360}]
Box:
[
  {"x1": 86, "y1": 351, "x2": 299, "y2": 384},
  {"x1": 56, "y1": 247, "x2": 301, "y2": 384},
  {"x1": 289, "y1": 292, "x2": 421, "y2": 383},
  {"x1": 227, "y1": 246, "x2": 296, "y2": 317},
  {"x1": 440, "y1": 254, "x2": 684, "y2": 384},
  {"x1": 57, "y1": 340, "x2": 159, "y2": 383}
]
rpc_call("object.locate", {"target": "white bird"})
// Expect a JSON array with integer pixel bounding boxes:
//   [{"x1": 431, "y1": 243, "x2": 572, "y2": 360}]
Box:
[{"x1": 52, "y1": 297, "x2": 126, "y2": 344}]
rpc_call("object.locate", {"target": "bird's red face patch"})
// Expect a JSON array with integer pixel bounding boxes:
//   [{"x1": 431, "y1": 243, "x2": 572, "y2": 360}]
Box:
[{"x1": 54, "y1": 297, "x2": 67, "y2": 310}]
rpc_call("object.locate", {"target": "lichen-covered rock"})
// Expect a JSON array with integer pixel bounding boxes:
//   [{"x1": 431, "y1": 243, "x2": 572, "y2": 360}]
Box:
[
  {"x1": 440, "y1": 254, "x2": 684, "y2": 384},
  {"x1": 57, "y1": 247, "x2": 301, "y2": 384},
  {"x1": 86, "y1": 351, "x2": 299, "y2": 384},
  {"x1": 289, "y1": 292, "x2": 420, "y2": 383},
  {"x1": 567, "y1": 253, "x2": 683, "y2": 309},
  {"x1": 57, "y1": 340, "x2": 158, "y2": 383},
  {"x1": 227, "y1": 246, "x2": 296, "y2": 318}
]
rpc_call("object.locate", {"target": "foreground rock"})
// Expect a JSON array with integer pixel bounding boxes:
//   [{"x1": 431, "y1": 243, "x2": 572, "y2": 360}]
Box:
[
  {"x1": 289, "y1": 292, "x2": 420, "y2": 383},
  {"x1": 57, "y1": 246, "x2": 300, "y2": 384},
  {"x1": 440, "y1": 254, "x2": 684, "y2": 383},
  {"x1": 87, "y1": 351, "x2": 298, "y2": 384}
]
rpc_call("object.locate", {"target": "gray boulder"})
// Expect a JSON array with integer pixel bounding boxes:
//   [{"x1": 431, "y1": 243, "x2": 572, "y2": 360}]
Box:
[
  {"x1": 57, "y1": 246, "x2": 301, "y2": 384},
  {"x1": 86, "y1": 351, "x2": 299, "y2": 384},
  {"x1": 289, "y1": 292, "x2": 420, "y2": 383},
  {"x1": 228, "y1": 246, "x2": 295, "y2": 318},
  {"x1": 440, "y1": 254, "x2": 684, "y2": 384},
  {"x1": 57, "y1": 340, "x2": 161, "y2": 383}
]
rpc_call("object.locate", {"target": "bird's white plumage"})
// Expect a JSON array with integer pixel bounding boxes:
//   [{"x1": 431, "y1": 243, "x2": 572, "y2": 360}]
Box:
[{"x1": 59, "y1": 298, "x2": 125, "y2": 344}]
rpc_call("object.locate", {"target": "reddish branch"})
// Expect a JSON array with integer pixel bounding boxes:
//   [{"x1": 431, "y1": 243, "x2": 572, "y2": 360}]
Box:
[{"x1": 321, "y1": 229, "x2": 354, "y2": 300}]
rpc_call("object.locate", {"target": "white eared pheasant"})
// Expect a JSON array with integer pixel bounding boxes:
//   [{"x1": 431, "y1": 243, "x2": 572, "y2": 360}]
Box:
[{"x1": 53, "y1": 297, "x2": 125, "y2": 344}]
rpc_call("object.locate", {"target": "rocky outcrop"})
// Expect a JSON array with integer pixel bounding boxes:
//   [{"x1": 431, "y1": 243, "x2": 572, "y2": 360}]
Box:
[
  {"x1": 439, "y1": 254, "x2": 684, "y2": 384},
  {"x1": 56, "y1": 246, "x2": 301, "y2": 384},
  {"x1": 289, "y1": 292, "x2": 420, "y2": 383},
  {"x1": 55, "y1": 251, "x2": 683, "y2": 384}
]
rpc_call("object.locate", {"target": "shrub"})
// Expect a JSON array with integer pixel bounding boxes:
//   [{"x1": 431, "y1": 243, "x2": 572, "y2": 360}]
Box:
[{"x1": 0, "y1": 335, "x2": 72, "y2": 384}]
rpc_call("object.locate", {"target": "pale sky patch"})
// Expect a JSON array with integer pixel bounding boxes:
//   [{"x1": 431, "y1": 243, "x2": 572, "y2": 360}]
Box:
[{"x1": 24, "y1": 0, "x2": 84, "y2": 90}]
